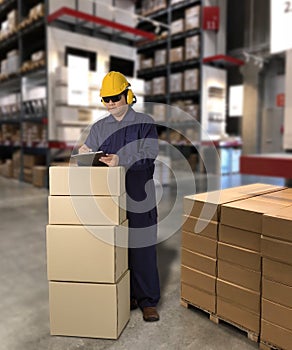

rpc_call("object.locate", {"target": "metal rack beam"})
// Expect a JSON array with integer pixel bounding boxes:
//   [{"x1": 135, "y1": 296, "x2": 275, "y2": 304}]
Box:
[{"x1": 47, "y1": 7, "x2": 156, "y2": 41}]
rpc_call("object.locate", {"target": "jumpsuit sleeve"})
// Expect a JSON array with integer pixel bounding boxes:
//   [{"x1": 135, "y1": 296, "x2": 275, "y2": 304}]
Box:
[
  {"x1": 84, "y1": 124, "x2": 99, "y2": 151},
  {"x1": 118, "y1": 122, "x2": 159, "y2": 170}
]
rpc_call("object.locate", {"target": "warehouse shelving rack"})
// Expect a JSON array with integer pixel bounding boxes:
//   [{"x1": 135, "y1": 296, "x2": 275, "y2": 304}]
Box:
[
  {"x1": 0, "y1": 0, "x2": 160, "y2": 185},
  {"x1": 135, "y1": 0, "x2": 202, "y2": 172},
  {"x1": 0, "y1": 0, "x2": 48, "y2": 183}
]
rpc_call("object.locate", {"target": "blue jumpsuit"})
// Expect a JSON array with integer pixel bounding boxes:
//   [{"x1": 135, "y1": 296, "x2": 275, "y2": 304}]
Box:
[{"x1": 85, "y1": 107, "x2": 160, "y2": 308}]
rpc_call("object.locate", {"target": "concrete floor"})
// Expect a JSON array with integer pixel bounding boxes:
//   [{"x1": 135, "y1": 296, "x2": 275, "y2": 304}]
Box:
[{"x1": 0, "y1": 173, "x2": 285, "y2": 350}]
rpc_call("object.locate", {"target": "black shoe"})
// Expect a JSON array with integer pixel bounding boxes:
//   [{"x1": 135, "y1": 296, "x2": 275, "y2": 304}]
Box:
[{"x1": 130, "y1": 299, "x2": 138, "y2": 310}]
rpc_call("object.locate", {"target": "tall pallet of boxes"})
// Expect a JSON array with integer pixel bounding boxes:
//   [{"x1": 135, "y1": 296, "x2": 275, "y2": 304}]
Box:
[
  {"x1": 260, "y1": 189, "x2": 292, "y2": 350},
  {"x1": 180, "y1": 183, "x2": 287, "y2": 342},
  {"x1": 47, "y1": 166, "x2": 130, "y2": 339},
  {"x1": 219, "y1": 190, "x2": 292, "y2": 341}
]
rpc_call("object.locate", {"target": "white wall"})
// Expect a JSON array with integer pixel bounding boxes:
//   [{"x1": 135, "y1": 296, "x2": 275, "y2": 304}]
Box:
[{"x1": 262, "y1": 74, "x2": 285, "y2": 153}]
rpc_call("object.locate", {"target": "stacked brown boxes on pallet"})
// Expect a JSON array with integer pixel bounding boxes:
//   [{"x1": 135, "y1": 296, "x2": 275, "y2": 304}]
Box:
[
  {"x1": 47, "y1": 166, "x2": 130, "y2": 339},
  {"x1": 219, "y1": 190, "x2": 292, "y2": 335},
  {"x1": 181, "y1": 183, "x2": 285, "y2": 315},
  {"x1": 23, "y1": 154, "x2": 46, "y2": 183},
  {"x1": 260, "y1": 189, "x2": 292, "y2": 349}
]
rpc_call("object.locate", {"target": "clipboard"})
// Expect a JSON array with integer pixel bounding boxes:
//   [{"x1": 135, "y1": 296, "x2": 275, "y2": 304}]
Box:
[{"x1": 71, "y1": 151, "x2": 108, "y2": 166}]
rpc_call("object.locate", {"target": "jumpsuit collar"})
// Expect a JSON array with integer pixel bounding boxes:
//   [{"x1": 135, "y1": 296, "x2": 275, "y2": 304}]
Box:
[{"x1": 105, "y1": 107, "x2": 135, "y2": 123}]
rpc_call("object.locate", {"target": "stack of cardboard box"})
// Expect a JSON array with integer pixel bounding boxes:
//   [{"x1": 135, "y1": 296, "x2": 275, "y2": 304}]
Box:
[
  {"x1": 181, "y1": 183, "x2": 284, "y2": 315},
  {"x1": 260, "y1": 189, "x2": 292, "y2": 349},
  {"x1": 47, "y1": 166, "x2": 130, "y2": 339},
  {"x1": 182, "y1": 185, "x2": 292, "y2": 345},
  {"x1": 219, "y1": 193, "x2": 291, "y2": 335}
]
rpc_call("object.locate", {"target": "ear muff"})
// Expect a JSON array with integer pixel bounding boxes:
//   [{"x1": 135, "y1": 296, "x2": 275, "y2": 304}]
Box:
[{"x1": 125, "y1": 89, "x2": 137, "y2": 105}]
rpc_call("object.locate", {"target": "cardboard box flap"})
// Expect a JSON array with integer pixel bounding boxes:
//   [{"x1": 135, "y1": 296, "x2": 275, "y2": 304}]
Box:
[
  {"x1": 49, "y1": 166, "x2": 125, "y2": 196},
  {"x1": 182, "y1": 215, "x2": 218, "y2": 239},
  {"x1": 262, "y1": 298, "x2": 292, "y2": 332},
  {"x1": 262, "y1": 278, "x2": 292, "y2": 308},
  {"x1": 262, "y1": 205, "x2": 292, "y2": 242},
  {"x1": 217, "y1": 279, "x2": 260, "y2": 313},
  {"x1": 219, "y1": 224, "x2": 260, "y2": 252},
  {"x1": 261, "y1": 236, "x2": 292, "y2": 265},
  {"x1": 218, "y1": 242, "x2": 261, "y2": 271},
  {"x1": 221, "y1": 197, "x2": 290, "y2": 233},
  {"x1": 184, "y1": 183, "x2": 285, "y2": 221},
  {"x1": 261, "y1": 319, "x2": 292, "y2": 350},
  {"x1": 262, "y1": 258, "x2": 292, "y2": 286}
]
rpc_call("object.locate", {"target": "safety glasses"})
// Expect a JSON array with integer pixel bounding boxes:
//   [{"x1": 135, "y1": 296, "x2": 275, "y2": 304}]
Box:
[{"x1": 102, "y1": 93, "x2": 123, "y2": 103}]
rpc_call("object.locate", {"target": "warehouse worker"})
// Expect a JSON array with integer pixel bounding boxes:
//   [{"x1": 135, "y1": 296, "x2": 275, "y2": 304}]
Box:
[{"x1": 79, "y1": 71, "x2": 160, "y2": 322}]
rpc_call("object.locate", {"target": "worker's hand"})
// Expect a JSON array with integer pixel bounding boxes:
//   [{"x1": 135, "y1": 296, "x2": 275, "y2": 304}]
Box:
[
  {"x1": 78, "y1": 144, "x2": 92, "y2": 154},
  {"x1": 100, "y1": 154, "x2": 119, "y2": 167}
]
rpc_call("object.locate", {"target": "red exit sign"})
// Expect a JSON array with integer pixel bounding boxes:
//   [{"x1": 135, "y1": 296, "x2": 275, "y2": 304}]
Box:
[{"x1": 203, "y1": 7, "x2": 220, "y2": 31}]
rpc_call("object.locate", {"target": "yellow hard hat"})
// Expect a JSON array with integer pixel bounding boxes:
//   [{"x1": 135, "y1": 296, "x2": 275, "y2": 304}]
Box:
[{"x1": 100, "y1": 71, "x2": 130, "y2": 97}]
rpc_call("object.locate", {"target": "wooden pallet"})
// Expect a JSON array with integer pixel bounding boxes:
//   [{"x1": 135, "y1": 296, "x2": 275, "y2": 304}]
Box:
[
  {"x1": 259, "y1": 341, "x2": 282, "y2": 350},
  {"x1": 180, "y1": 299, "x2": 218, "y2": 324},
  {"x1": 181, "y1": 299, "x2": 259, "y2": 343}
]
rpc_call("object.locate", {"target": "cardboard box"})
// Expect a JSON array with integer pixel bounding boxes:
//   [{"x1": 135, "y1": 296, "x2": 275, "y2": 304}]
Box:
[
  {"x1": 140, "y1": 57, "x2": 153, "y2": 69},
  {"x1": 152, "y1": 77, "x2": 165, "y2": 95},
  {"x1": 185, "y1": 36, "x2": 200, "y2": 60},
  {"x1": 49, "y1": 166, "x2": 125, "y2": 196},
  {"x1": 182, "y1": 215, "x2": 217, "y2": 240},
  {"x1": 261, "y1": 319, "x2": 292, "y2": 350},
  {"x1": 219, "y1": 224, "x2": 260, "y2": 252},
  {"x1": 23, "y1": 154, "x2": 45, "y2": 168},
  {"x1": 185, "y1": 6, "x2": 200, "y2": 30},
  {"x1": 184, "y1": 69, "x2": 199, "y2": 91},
  {"x1": 47, "y1": 223, "x2": 128, "y2": 283},
  {"x1": 262, "y1": 278, "x2": 292, "y2": 308},
  {"x1": 154, "y1": 49, "x2": 167, "y2": 67},
  {"x1": 48, "y1": 194, "x2": 126, "y2": 226},
  {"x1": 33, "y1": 166, "x2": 47, "y2": 188},
  {"x1": 221, "y1": 196, "x2": 290, "y2": 233},
  {"x1": 181, "y1": 265, "x2": 216, "y2": 294},
  {"x1": 262, "y1": 258, "x2": 292, "y2": 286},
  {"x1": 262, "y1": 205, "x2": 292, "y2": 242},
  {"x1": 218, "y1": 242, "x2": 261, "y2": 271},
  {"x1": 170, "y1": 72, "x2": 183, "y2": 93},
  {"x1": 183, "y1": 183, "x2": 284, "y2": 222},
  {"x1": 260, "y1": 188, "x2": 292, "y2": 201},
  {"x1": 171, "y1": 19, "x2": 184, "y2": 35},
  {"x1": 181, "y1": 283, "x2": 215, "y2": 313},
  {"x1": 181, "y1": 248, "x2": 216, "y2": 276},
  {"x1": 152, "y1": 104, "x2": 167, "y2": 122},
  {"x1": 217, "y1": 279, "x2": 260, "y2": 313},
  {"x1": 217, "y1": 297, "x2": 260, "y2": 333},
  {"x1": 144, "y1": 80, "x2": 152, "y2": 95},
  {"x1": 182, "y1": 231, "x2": 217, "y2": 258},
  {"x1": 261, "y1": 236, "x2": 292, "y2": 265},
  {"x1": 262, "y1": 298, "x2": 292, "y2": 332},
  {"x1": 169, "y1": 47, "x2": 184, "y2": 63},
  {"x1": 49, "y1": 271, "x2": 130, "y2": 339},
  {"x1": 218, "y1": 260, "x2": 261, "y2": 291}
]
